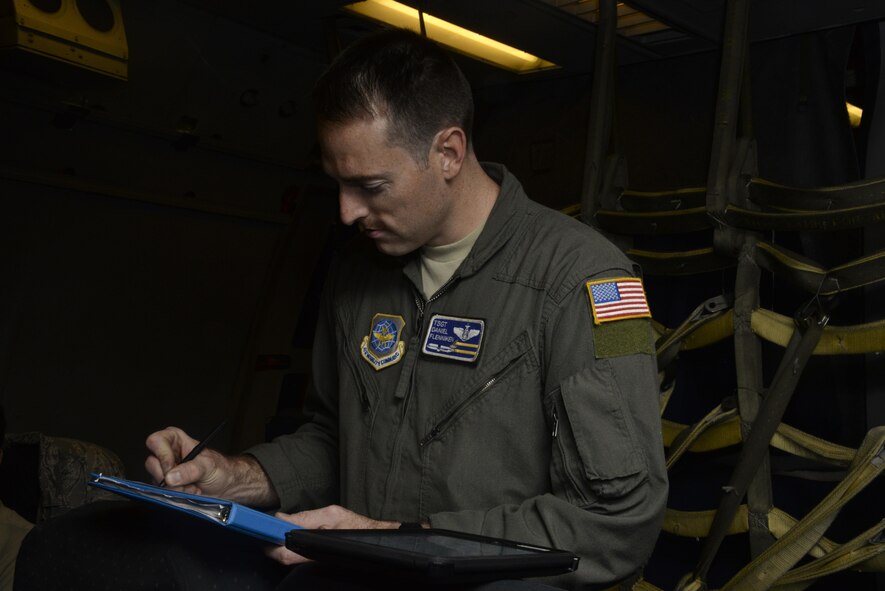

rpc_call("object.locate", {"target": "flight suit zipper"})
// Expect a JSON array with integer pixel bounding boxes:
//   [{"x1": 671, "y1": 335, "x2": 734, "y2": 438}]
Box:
[
  {"x1": 380, "y1": 274, "x2": 460, "y2": 515},
  {"x1": 418, "y1": 352, "x2": 527, "y2": 447},
  {"x1": 413, "y1": 273, "x2": 458, "y2": 336}
]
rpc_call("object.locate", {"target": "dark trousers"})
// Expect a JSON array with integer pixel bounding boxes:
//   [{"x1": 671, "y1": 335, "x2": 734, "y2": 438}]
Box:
[{"x1": 15, "y1": 501, "x2": 562, "y2": 591}]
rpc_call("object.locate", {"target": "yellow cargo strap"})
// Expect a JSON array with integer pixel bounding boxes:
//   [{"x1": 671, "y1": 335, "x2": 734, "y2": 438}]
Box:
[
  {"x1": 749, "y1": 176, "x2": 885, "y2": 211},
  {"x1": 771, "y1": 519, "x2": 885, "y2": 591},
  {"x1": 751, "y1": 308, "x2": 885, "y2": 354},
  {"x1": 626, "y1": 247, "x2": 735, "y2": 276},
  {"x1": 662, "y1": 414, "x2": 741, "y2": 453},
  {"x1": 665, "y1": 505, "x2": 750, "y2": 538},
  {"x1": 681, "y1": 311, "x2": 735, "y2": 351},
  {"x1": 642, "y1": 510, "x2": 883, "y2": 591},
  {"x1": 770, "y1": 422, "x2": 855, "y2": 467},
  {"x1": 672, "y1": 428, "x2": 885, "y2": 590},
  {"x1": 656, "y1": 296, "x2": 732, "y2": 369},
  {"x1": 620, "y1": 187, "x2": 707, "y2": 212},
  {"x1": 753, "y1": 241, "x2": 885, "y2": 296},
  {"x1": 595, "y1": 207, "x2": 712, "y2": 235},
  {"x1": 664, "y1": 507, "x2": 830, "y2": 553},
  {"x1": 663, "y1": 414, "x2": 856, "y2": 466},
  {"x1": 720, "y1": 201, "x2": 885, "y2": 232},
  {"x1": 659, "y1": 375, "x2": 676, "y2": 416},
  {"x1": 663, "y1": 506, "x2": 885, "y2": 577},
  {"x1": 720, "y1": 426, "x2": 885, "y2": 591},
  {"x1": 666, "y1": 403, "x2": 738, "y2": 469},
  {"x1": 602, "y1": 575, "x2": 673, "y2": 591},
  {"x1": 560, "y1": 203, "x2": 582, "y2": 218},
  {"x1": 654, "y1": 305, "x2": 885, "y2": 358}
]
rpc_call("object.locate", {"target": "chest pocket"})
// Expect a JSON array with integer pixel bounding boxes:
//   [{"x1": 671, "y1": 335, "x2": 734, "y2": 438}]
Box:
[
  {"x1": 418, "y1": 330, "x2": 536, "y2": 447},
  {"x1": 417, "y1": 331, "x2": 548, "y2": 515}
]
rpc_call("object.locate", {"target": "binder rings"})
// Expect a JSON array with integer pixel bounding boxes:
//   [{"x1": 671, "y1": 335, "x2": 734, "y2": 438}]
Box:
[{"x1": 88, "y1": 473, "x2": 299, "y2": 544}]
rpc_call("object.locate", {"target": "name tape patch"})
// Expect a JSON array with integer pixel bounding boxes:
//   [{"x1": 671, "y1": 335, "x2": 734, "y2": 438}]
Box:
[
  {"x1": 422, "y1": 314, "x2": 485, "y2": 363},
  {"x1": 361, "y1": 313, "x2": 406, "y2": 371},
  {"x1": 586, "y1": 277, "x2": 651, "y2": 325}
]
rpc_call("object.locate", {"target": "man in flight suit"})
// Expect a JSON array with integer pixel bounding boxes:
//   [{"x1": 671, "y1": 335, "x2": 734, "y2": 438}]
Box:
[{"x1": 16, "y1": 29, "x2": 667, "y2": 591}]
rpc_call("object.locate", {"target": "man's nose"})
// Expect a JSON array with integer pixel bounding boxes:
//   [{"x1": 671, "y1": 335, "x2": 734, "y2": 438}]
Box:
[{"x1": 338, "y1": 189, "x2": 368, "y2": 226}]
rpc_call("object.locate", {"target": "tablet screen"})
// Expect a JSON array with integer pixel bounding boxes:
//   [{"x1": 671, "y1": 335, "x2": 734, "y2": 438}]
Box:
[
  {"x1": 318, "y1": 530, "x2": 551, "y2": 557},
  {"x1": 285, "y1": 529, "x2": 580, "y2": 582}
]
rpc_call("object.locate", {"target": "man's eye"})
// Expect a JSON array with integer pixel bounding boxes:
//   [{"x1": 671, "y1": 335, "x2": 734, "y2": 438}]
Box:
[{"x1": 362, "y1": 183, "x2": 386, "y2": 194}]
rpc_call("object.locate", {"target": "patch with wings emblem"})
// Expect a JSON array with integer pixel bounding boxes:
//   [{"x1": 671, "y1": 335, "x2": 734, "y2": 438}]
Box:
[
  {"x1": 361, "y1": 313, "x2": 406, "y2": 371},
  {"x1": 422, "y1": 314, "x2": 485, "y2": 363}
]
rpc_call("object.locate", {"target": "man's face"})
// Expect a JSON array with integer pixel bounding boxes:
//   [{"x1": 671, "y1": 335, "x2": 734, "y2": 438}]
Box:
[{"x1": 319, "y1": 115, "x2": 452, "y2": 256}]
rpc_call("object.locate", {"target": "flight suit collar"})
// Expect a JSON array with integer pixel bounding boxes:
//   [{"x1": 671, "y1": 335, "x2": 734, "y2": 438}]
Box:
[
  {"x1": 403, "y1": 162, "x2": 528, "y2": 292},
  {"x1": 401, "y1": 162, "x2": 527, "y2": 293},
  {"x1": 458, "y1": 162, "x2": 526, "y2": 277}
]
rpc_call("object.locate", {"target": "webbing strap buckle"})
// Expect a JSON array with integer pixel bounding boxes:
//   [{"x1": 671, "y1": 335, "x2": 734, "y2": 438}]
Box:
[
  {"x1": 795, "y1": 296, "x2": 832, "y2": 330},
  {"x1": 688, "y1": 294, "x2": 733, "y2": 324}
]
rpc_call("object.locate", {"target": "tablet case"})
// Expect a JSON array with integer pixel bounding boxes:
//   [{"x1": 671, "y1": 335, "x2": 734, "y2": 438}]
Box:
[
  {"x1": 88, "y1": 473, "x2": 299, "y2": 544},
  {"x1": 285, "y1": 528, "x2": 580, "y2": 583}
]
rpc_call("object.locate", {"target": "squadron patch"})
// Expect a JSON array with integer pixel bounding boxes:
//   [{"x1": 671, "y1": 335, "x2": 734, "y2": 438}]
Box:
[
  {"x1": 586, "y1": 277, "x2": 651, "y2": 325},
  {"x1": 422, "y1": 314, "x2": 485, "y2": 363},
  {"x1": 361, "y1": 313, "x2": 406, "y2": 371}
]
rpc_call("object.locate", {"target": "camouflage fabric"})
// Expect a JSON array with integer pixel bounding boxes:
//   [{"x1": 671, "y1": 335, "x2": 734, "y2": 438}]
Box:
[{"x1": 5, "y1": 433, "x2": 125, "y2": 523}]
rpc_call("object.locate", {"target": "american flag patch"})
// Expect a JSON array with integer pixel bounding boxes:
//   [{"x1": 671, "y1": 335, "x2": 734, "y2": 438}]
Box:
[{"x1": 586, "y1": 277, "x2": 651, "y2": 324}]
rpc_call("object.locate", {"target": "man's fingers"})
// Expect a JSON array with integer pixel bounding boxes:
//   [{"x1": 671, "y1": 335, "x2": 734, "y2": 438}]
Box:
[
  {"x1": 144, "y1": 456, "x2": 164, "y2": 483},
  {"x1": 163, "y1": 461, "x2": 197, "y2": 488},
  {"x1": 274, "y1": 506, "x2": 398, "y2": 531},
  {"x1": 265, "y1": 544, "x2": 310, "y2": 566},
  {"x1": 275, "y1": 509, "x2": 333, "y2": 530},
  {"x1": 145, "y1": 427, "x2": 201, "y2": 485},
  {"x1": 145, "y1": 428, "x2": 193, "y2": 472}
]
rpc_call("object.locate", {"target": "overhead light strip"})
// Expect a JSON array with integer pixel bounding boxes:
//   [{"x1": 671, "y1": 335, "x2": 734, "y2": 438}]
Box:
[{"x1": 344, "y1": 0, "x2": 558, "y2": 73}]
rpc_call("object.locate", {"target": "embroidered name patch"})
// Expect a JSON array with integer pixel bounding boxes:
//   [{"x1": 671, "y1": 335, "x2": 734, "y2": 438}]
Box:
[
  {"x1": 586, "y1": 277, "x2": 651, "y2": 325},
  {"x1": 361, "y1": 313, "x2": 406, "y2": 371},
  {"x1": 422, "y1": 314, "x2": 485, "y2": 363}
]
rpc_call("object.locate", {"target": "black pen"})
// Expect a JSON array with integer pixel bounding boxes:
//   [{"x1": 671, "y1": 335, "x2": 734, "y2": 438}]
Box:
[{"x1": 159, "y1": 420, "x2": 227, "y2": 487}]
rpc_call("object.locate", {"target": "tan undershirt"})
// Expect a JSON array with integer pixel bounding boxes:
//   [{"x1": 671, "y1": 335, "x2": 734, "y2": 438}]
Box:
[{"x1": 420, "y1": 220, "x2": 485, "y2": 299}]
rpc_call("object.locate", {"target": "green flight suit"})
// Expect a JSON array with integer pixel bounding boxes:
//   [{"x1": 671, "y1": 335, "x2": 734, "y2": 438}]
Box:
[{"x1": 249, "y1": 163, "x2": 668, "y2": 589}]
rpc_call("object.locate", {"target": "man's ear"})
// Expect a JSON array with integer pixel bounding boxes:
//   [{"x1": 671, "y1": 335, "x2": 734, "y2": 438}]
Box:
[{"x1": 434, "y1": 127, "x2": 467, "y2": 180}]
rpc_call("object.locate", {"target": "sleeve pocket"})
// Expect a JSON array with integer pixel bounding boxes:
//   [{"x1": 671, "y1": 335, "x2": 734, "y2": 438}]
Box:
[{"x1": 552, "y1": 359, "x2": 648, "y2": 500}]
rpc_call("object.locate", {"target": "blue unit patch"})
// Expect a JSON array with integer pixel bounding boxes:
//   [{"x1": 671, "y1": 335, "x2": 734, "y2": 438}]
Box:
[
  {"x1": 422, "y1": 314, "x2": 485, "y2": 363},
  {"x1": 361, "y1": 313, "x2": 406, "y2": 371}
]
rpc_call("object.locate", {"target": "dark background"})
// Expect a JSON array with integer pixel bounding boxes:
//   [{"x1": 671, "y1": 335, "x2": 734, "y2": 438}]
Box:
[{"x1": 1, "y1": 1, "x2": 883, "y2": 588}]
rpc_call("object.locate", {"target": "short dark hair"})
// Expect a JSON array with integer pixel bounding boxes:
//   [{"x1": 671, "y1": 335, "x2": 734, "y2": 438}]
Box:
[{"x1": 314, "y1": 28, "x2": 474, "y2": 164}]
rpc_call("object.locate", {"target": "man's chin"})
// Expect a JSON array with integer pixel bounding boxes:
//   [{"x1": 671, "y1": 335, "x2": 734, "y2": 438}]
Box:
[{"x1": 372, "y1": 239, "x2": 417, "y2": 257}]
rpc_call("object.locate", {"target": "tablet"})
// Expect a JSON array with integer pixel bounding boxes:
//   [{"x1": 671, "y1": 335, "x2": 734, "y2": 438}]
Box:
[{"x1": 285, "y1": 528, "x2": 579, "y2": 583}]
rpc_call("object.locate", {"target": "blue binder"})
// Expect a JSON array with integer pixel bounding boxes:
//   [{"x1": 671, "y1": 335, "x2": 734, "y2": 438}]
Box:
[{"x1": 88, "y1": 473, "x2": 300, "y2": 544}]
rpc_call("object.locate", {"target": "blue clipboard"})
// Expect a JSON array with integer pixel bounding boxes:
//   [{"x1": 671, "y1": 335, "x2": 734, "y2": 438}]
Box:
[{"x1": 88, "y1": 473, "x2": 299, "y2": 544}]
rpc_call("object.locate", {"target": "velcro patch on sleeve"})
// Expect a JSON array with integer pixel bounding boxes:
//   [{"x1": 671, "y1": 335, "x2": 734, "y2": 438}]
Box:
[
  {"x1": 592, "y1": 318, "x2": 655, "y2": 358},
  {"x1": 586, "y1": 277, "x2": 651, "y2": 325}
]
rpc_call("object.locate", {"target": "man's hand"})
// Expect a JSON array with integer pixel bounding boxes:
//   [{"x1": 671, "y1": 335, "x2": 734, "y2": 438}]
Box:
[
  {"x1": 144, "y1": 426, "x2": 279, "y2": 506},
  {"x1": 266, "y1": 505, "x2": 400, "y2": 566}
]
